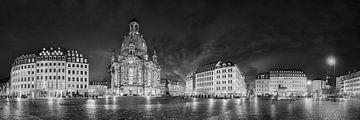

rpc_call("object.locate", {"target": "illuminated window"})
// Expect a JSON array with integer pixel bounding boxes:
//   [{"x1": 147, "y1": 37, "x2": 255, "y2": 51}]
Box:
[{"x1": 129, "y1": 68, "x2": 134, "y2": 84}]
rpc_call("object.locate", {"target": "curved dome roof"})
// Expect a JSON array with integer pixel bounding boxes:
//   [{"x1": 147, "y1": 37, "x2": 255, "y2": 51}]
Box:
[{"x1": 120, "y1": 19, "x2": 148, "y2": 56}]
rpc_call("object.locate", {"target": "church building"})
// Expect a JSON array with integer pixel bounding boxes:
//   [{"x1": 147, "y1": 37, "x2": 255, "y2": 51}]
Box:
[{"x1": 109, "y1": 19, "x2": 161, "y2": 96}]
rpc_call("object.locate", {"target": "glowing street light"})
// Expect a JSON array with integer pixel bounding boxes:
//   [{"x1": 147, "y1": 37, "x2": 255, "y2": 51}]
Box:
[
  {"x1": 327, "y1": 56, "x2": 336, "y2": 66},
  {"x1": 307, "y1": 81, "x2": 312, "y2": 85},
  {"x1": 326, "y1": 56, "x2": 336, "y2": 76}
]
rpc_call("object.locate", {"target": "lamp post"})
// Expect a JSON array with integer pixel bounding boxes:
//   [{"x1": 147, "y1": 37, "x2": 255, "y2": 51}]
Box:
[
  {"x1": 307, "y1": 80, "x2": 312, "y2": 96},
  {"x1": 327, "y1": 56, "x2": 336, "y2": 87},
  {"x1": 327, "y1": 56, "x2": 337, "y2": 99}
]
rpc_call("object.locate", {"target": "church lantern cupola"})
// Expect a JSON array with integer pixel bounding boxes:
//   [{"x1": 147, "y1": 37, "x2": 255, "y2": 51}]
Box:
[{"x1": 129, "y1": 18, "x2": 140, "y2": 34}]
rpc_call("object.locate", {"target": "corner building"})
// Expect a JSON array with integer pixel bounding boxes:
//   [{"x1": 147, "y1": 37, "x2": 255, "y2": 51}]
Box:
[
  {"x1": 10, "y1": 47, "x2": 89, "y2": 98},
  {"x1": 340, "y1": 71, "x2": 360, "y2": 96},
  {"x1": 109, "y1": 19, "x2": 161, "y2": 96},
  {"x1": 194, "y1": 61, "x2": 246, "y2": 97}
]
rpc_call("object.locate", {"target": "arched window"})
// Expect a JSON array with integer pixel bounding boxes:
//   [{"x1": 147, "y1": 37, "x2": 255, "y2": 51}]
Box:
[
  {"x1": 147, "y1": 72, "x2": 151, "y2": 85},
  {"x1": 129, "y1": 68, "x2": 134, "y2": 84}
]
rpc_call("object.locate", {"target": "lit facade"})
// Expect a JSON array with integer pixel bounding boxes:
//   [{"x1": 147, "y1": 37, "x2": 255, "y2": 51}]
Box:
[
  {"x1": 255, "y1": 73, "x2": 270, "y2": 96},
  {"x1": 0, "y1": 82, "x2": 10, "y2": 97},
  {"x1": 195, "y1": 62, "x2": 215, "y2": 95},
  {"x1": 10, "y1": 47, "x2": 89, "y2": 98},
  {"x1": 255, "y1": 69, "x2": 307, "y2": 96},
  {"x1": 336, "y1": 76, "x2": 344, "y2": 92},
  {"x1": 307, "y1": 79, "x2": 326, "y2": 96},
  {"x1": 169, "y1": 80, "x2": 185, "y2": 96},
  {"x1": 109, "y1": 19, "x2": 161, "y2": 96},
  {"x1": 194, "y1": 61, "x2": 246, "y2": 97},
  {"x1": 270, "y1": 70, "x2": 307, "y2": 96},
  {"x1": 185, "y1": 70, "x2": 196, "y2": 96},
  {"x1": 159, "y1": 79, "x2": 170, "y2": 95},
  {"x1": 248, "y1": 80, "x2": 256, "y2": 96},
  {"x1": 341, "y1": 71, "x2": 360, "y2": 96},
  {"x1": 89, "y1": 81, "x2": 109, "y2": 96}
]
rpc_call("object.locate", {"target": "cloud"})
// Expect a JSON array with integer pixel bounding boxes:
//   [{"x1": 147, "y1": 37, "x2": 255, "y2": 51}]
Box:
[
  {"x1": 0, "y1": 0, "x2": 359, "y2": 83},
  {"x1": 159, "y1": 38, "x2": 216, "y2": 80}
]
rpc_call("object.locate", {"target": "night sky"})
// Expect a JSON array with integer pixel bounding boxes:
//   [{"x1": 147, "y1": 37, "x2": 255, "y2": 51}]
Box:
[{"x1": 0, "y1": 0, "x2": 359, "y2": 82}]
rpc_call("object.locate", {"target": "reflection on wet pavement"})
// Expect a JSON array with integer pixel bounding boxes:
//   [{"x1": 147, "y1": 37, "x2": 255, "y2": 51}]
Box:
[{"x1": 1, "y1": 97, "x2": 360, "y2": 120}]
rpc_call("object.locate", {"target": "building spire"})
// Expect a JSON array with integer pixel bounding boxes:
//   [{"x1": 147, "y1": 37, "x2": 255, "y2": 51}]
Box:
[
  {"x1": 152, "y1": 50, "x2": 158, "y2": 63},
  {"x1": 111, "y1": 48, "x2": 116, "y2": 63}
]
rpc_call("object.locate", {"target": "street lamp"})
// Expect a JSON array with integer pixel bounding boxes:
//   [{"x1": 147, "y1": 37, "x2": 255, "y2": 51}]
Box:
[
  {"x1": 327, "y1": 55, "x2": 337, "y2": 98},
  {"x1": 307, "y1": 80, "x2": 312, "y2": 96},
  {"x1": 326, "y1": 56, "x2": 336, "y2": 86},
  {"x1": 327, "y1": 56, "x2": 336, "y2": 68},
  {"x1": 307, "y1": 81, "x2": 312, "y2": 85}
]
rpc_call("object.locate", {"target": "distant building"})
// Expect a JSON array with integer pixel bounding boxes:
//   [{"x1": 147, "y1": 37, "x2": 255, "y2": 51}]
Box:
[
  {"x1": 247, "y1": 80, "x2": 255, "y2": 96},
  {"x1": 336, "y1": 76, "x2": 343, "y2": 89},
  {"x1": 10, "y1": 47, "x2": 89, "y2": 98},
  {"x1": 90, "y1": 81, "x2": 110, "y2": 88},
  {"x1": 193, "y1": 61, "x2": 246, "y2": 97},
  {"x1": 158, "y1": 79, "x2": 185, "y2": 96},
  {"x1": 159, "y1": 79, "x2": 170, "y2": 95},
  {"x1": 0, "y1": 81, "x2": 10, "y2": 97},
  {"x1": 255, "y1": 69, "x2": 307, "y2": 96},
  {"x1": 255, "y1": 73, "x2": 270, "y2": 96},
  {"x1": 169, "y1": 80, "x2": 185, "y2": 96},
  {"x1": 336, "y1": 76, "x2": 345, "y2": 93},
  {"x1": 185, "y1": 70, "x2": 196, "y2": 96},
  {"x1": 89, "y1": 81, "x2": 109, "y2": 96},
  {"x1": 307, "y1": 79, "x2": 326, "y2": 96},
  {"x1": 109, "y1": 19, "x2": 161, "y2": 96}
]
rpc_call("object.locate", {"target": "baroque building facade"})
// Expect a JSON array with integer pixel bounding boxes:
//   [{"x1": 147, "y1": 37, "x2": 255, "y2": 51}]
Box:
[
  {"x1": 109, "y1": 19, "x2": 161, "y2": 96},
  {"x1": 191, "y1": 61, "x2": 246, "y2": 97},
  {"x1": 255, "y1": 69, "x2": 307, "y2": 96},
  {"x1": 10, "y1": 47, "x2": 89, "y2": 98}
]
